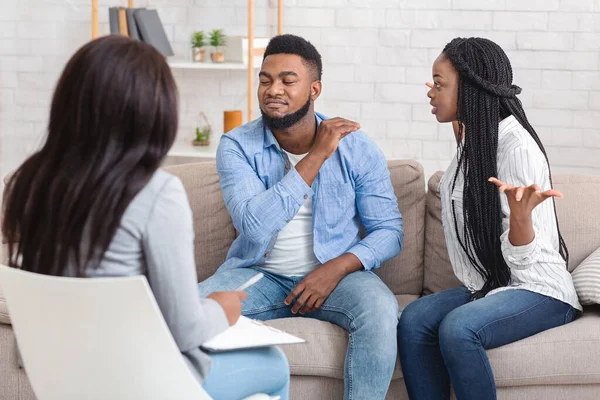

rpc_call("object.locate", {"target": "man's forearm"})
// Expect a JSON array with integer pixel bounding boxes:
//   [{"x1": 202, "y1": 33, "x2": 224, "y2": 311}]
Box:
[
  {"x1": 295, "y1": 151, "x2": 326, "y2": 187},
  {"x1": 324, "y1": 253, "x2": 363, "y2": 278}
]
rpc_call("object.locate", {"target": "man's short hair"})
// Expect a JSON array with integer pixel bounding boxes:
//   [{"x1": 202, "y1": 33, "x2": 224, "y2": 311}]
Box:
[{"x1": 263, "y1": 34, "x2": 322, "y2": 81}]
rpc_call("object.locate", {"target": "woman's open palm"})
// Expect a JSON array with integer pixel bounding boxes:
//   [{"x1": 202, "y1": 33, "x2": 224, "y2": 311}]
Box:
[{"x1": 489, "y1": 177, "x2": 562, "y2": 219}]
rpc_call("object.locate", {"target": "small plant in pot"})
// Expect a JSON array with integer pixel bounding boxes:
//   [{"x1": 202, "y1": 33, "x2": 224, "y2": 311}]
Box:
[
  {"x1": 191, "y1": 31, "x2": 206, "y2": 62},
  {"x1": 193, "y1": 112, "x2": 212, "y2": 146},
  {"x1": 209, "y1": 29, "x2": 226, "y2": 63}
]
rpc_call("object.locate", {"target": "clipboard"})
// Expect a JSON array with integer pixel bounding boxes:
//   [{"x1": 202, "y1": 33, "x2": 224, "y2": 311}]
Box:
[{"x1": 201, "y1": 316, "x2": 306, "y2": 352}]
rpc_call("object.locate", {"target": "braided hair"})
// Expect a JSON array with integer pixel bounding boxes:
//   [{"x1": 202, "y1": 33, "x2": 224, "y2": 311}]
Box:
[{"x1": 443, "y1": 37, "x2": 569, "y2": 300}]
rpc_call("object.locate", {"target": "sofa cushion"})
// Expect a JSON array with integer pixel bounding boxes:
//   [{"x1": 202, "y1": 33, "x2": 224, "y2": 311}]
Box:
[
  {"x1": 423, "y1": 172, "x2": 460, "y2": 295},
  {"x1": 272, "y1": 295, "x2": 600, "y2": 388},
  {"x1": 490, "y1": 306, "x2": 600, "y2": 387},
  {"x1": 165, "y1": 160, "x2": 426, "y2": 296},
  {"x1": 269, "y1": 295, "x2": 418, "y2": 379},
  {"x1": 552, "y1": 175, "x2": 600, "y2": 271},
  {"x1": 571, "y1": 247, "x2": 600, "y2": 306},
  {"x1": 423, "y1": 172, "x2": 600, "y2": 295},
  {"x1": 373, "y1": 160, "x2": 425, "y2": 296}
]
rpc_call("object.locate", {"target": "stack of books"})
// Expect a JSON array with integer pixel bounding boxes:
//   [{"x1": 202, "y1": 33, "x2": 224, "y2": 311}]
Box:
[{"x1": 108, "y1": 7, "x2": 174, "y2": 57}]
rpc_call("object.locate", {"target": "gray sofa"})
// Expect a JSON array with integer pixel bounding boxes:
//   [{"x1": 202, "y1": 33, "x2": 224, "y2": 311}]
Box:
[{"x1": 1, "y1": 160, "x2": 599, "y2": 399}]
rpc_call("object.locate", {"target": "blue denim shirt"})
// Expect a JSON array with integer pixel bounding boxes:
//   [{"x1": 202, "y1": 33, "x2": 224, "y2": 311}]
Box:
[{"x1": 216, "y1": 112, "x2": 403, "y2": 272}]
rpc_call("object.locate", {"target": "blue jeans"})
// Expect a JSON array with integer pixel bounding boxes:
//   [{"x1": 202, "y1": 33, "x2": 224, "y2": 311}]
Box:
[
  {"x1": 203, "y1": 346, "x2": 290, "y2": 400},
  {"x1": 397, "y1": 286, "x2": 577, "y2": 400},
  {"x1": 198, "y1": 267, "x2": 399, "y2": 400}
]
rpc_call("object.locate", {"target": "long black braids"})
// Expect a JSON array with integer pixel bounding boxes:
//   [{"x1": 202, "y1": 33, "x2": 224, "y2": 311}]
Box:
[{"x1": 443, "y1": 37, "x2": 569, "y2": 300}]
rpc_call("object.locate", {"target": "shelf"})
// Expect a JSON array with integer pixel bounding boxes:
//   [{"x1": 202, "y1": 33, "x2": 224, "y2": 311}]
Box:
[
  {"x1": 167, "y1": 142, "x2": 218, "y2": 159},
  {"x1": 168, "y1": 61, "x2": 260, "y2": 70}
]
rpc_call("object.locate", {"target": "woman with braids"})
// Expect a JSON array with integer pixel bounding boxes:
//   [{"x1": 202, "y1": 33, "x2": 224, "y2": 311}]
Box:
[
  {"x1": 397, "y1": 37, "x2": 581, "y2": 400},
  {"x1": 2, "y1": 35, "x2": 290, "y2": 400}
]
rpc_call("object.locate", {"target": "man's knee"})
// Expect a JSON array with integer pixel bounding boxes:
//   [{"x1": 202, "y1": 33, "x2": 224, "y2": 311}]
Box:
[{"x1": 357, "y1": 289, "x2": 399, "y2": 333}]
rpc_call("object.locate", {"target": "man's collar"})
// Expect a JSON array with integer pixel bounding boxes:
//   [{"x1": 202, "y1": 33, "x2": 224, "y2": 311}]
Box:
[{"x1": 262, "y1": 112, "x2": 325, "y2": 149}]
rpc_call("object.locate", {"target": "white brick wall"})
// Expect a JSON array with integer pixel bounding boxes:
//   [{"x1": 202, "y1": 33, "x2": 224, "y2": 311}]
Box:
[{"x1": 1, "y1": 0, "x2": 599, "y2": 182}]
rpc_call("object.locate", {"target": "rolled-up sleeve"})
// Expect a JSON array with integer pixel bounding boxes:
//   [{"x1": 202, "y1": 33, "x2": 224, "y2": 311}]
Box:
[
  {"x1": 498, "y1": 146, "x2": 565, "y2": 271},
  {"x1": 346, "y1": 140, "x2": 403, "y2": 270}
]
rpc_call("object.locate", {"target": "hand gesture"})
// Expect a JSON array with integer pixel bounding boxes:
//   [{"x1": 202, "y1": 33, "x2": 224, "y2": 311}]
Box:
[
  {"x1": 488, "y1": 177, "x2": 562, "y2": 220},
  {"x1": 284, "y1": 261, "x2": 347, "y2": 315},
  {"x1": 311, "y1": 117, "x2": 360, "y2": 161}
]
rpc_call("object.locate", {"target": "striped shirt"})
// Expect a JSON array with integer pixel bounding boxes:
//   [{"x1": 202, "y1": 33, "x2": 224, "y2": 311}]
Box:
[{"x1": 440, "y1": 115, "x2": 582, "y2": 311}]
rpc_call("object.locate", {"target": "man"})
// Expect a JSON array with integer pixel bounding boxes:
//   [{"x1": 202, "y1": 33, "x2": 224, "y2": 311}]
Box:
[{"x1": 198, "y1": 34, "x2": 403, "y2": 400}]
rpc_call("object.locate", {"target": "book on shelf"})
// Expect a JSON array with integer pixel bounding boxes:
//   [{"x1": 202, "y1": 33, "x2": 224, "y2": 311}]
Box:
[
  {"x1": 126, "y1": 8, "x2": 145, "y2": 40},
  {"x1": 134, "y1": 9, "x2": 174, "y2": 57},
  {"x1": 108, "y1": 7, "x2": 119, "y2": 34},
  {"x1": 106, "y1": 7, "x2": 174, "y2": 57},
  {"x1": 117, "y1": 8, "x2": 129, "y2": 37}
]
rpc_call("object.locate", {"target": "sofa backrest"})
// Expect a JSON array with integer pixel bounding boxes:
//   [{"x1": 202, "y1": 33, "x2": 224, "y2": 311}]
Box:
[
  {"x1": 422, "y1": 172, "x2": 600, "y2": 295},
  {"x1": 163, "y1": 160, "x2": 426, "y2": 296}
]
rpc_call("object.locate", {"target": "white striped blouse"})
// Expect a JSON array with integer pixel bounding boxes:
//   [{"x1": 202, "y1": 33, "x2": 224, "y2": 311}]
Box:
[{"x1": 440, "y1": 115, "x2": 582, "y2": 311}]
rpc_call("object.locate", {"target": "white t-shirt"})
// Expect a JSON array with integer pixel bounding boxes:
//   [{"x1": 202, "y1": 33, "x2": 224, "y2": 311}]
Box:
[{"x1": 259, "y1": 152, "x2": 321, "y2": 276}]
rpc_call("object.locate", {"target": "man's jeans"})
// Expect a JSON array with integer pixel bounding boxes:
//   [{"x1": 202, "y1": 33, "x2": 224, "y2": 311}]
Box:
[
  {"x1": 397, "y1": 286, "x2": 577, "y2": 400},
  {"x1": 198, "y1": 267, "x2": 399, "y2": 400}
]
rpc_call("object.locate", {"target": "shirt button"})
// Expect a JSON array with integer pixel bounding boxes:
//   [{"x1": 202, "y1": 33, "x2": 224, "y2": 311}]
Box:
[
  {"x1": 264, "y1": 252, "x2": 270, "y2": 257},
  {"x1": 286, "y1": 219, "x2": 290, "y2": 223},
  {"x1": 303, "y1": 194, "x2": 308, "y2": 199},
  {"x1": 285, "y1": 163, "x2": 290, "y2": 169}
]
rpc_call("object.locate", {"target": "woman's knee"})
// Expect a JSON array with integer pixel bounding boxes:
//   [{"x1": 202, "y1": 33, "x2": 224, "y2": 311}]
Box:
[
  {"x1": 397, "y1": 297, "x2": 436, "y2": 343},
  {"x1": 264, "y1": 346, "x2": 290, "y2": 384},
  {"x1": 268, "y1": 346, "x2": 289, "y2": 371},
  {"x1": 438, "y1": 310, "x2": 479, "y2": 353}
]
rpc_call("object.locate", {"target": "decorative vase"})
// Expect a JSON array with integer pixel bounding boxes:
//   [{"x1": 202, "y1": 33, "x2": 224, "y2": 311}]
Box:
[
  {"x1": 193, "y1": 112, "x2": 211, "y2": 146},
  {"x1": 211, "y1": 51, "x2": 225, "y2": 63},
  {"x1": 224, "y1": 110, "x2": 243, "y2": 133},
  {"x1": 192, "y1": 47, "x2": 205, "y2": 62}
]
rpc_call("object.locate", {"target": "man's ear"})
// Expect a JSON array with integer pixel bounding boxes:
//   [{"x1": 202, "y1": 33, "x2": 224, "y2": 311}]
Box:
[{"x1": 311, "y1": 81, "x2": 322, "y2": 101}]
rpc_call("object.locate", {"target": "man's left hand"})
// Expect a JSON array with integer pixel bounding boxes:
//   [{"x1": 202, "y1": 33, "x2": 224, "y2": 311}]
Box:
[{"x1": 285, "y1": 254, "x2": 361, "y2": 315}]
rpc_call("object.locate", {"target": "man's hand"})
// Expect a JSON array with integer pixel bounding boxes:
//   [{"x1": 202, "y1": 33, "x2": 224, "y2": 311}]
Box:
[
  {"x1": 207, "y1": 291, "x2": 248, "y2": 326},
  {"x1": 297, "y1": 117, "x2": 360, "y2": 187},
  {"x1": 310, "y1": 117, "x2": 360, "y2": 161},
  {"x1": 285, "y1": 254, "x2": 362, "y2": 315}
]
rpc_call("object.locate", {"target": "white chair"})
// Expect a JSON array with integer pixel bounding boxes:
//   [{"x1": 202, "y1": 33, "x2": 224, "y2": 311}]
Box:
[{"x1": 0, "y1": 265, "x2": 278, "y2": 400}]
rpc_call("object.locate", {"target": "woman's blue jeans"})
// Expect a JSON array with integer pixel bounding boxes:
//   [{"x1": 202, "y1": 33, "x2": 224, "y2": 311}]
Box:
[{"x1": 397, "y1": 287, "x2": 576, "y2": 400}]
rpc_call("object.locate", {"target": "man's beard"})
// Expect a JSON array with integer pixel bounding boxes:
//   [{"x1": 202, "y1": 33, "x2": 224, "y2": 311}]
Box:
[{"x1": 260, "y1": 95, "x2": 311, "y2": 130}]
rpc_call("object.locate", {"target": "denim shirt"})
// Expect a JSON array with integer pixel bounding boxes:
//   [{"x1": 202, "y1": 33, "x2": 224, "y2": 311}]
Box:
[{"x1": 216, "y1": 112, "x2": 403, "y2": 272}]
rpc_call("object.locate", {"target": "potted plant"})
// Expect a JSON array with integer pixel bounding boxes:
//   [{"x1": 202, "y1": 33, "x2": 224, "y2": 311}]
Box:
[
  {"x1": 190, "y1": 31, "x2": 206, "y2": 62},
  {"x1": 193, "y1": 112, "x2": 212, "y2": 146},
  {"x1": 209, "y1": 29, "x2": 226, "y2": 63}
]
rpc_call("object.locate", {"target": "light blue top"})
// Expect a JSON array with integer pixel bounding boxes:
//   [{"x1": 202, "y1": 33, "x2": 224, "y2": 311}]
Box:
[{"x1": 216, "y1": 112, "x2": 404, "y2": 272}]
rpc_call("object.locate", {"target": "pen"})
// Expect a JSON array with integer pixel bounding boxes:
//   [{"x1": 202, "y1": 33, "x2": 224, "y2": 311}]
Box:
[{"x1": 236, "y1": 272, "x2": 264, "y2": 291}]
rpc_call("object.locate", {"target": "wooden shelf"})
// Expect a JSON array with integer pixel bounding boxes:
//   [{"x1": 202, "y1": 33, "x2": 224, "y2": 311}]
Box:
[
  {"x1": 91, "y1": 0, "x2": 284, "y2": 123},
  {"x1": 168, "y1": 61, "x2": 260, "y2": 70},
  {"x1": 167, "y1": 142, "x2": 218, "y2": 159}
]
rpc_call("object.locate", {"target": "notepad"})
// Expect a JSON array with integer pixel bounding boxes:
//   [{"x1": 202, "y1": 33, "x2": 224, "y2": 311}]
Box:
[{"x1": 201, "y1": 316, "x2": 306, "y2": 352}]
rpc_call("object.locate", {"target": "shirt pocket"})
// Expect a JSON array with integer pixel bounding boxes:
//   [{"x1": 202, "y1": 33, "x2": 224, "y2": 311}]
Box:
[{"x1": 317, "y1": 182, "x2": 355, "y2": 227}]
